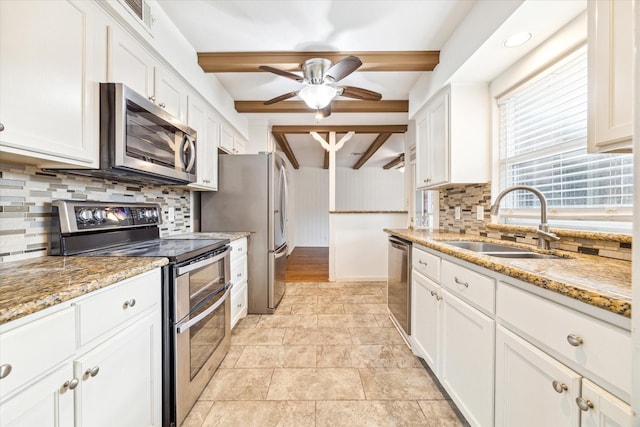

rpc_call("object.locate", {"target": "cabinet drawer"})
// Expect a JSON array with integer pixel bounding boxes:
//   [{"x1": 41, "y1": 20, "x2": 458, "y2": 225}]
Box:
[
  {"x1": 412, "y1": 247, "x2": 440, "y2": 281},
  {"x1": 441, "y1": 259, "x2": 495, "y2": 315},
  {"x1": 230, "y1": 238, "x2": 247, "y2": 263},
  {"x1": 230, "y1": 256, "x2": 247, "y2": 287},
  {"x1": 77, "y1": 269, "x2": 160, "y2": 346},
  {"x1": 497, "y1": 282, "x2": 632, "y2": 398},
  {"x1": 0, "y1": 306, "x2": 76, "y2": 397},
  {"x1": 231, "y1": 280, "x2": 248, "y2": 329}
]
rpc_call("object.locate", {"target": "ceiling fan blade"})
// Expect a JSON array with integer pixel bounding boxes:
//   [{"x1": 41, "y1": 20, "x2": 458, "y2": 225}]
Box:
[
  {"x1": 264, "y1": 91, "x2": 298, "y2": 105},
  {"x1": 339, "y1": 86, "x2": 382, "y2": 101},
  {"x1": 317, "y1": 104, "x2": 332, "y2": 118},
  {"x1": 258, "y1": 65, "x2": 304, "y2": 82},
  {"x1": 324, "y1": 56, "x2": 362, "y2": 82}
]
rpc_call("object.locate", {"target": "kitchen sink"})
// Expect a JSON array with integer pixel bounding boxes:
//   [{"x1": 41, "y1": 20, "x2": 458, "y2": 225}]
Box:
[{"x1": 443, "y1": 241, "x2": 564, "y2": 259}]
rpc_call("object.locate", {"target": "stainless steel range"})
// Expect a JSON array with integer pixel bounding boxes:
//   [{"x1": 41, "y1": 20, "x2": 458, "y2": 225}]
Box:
[{"x1": 50, "y1": 200, "x2": 231, "y2": 427}]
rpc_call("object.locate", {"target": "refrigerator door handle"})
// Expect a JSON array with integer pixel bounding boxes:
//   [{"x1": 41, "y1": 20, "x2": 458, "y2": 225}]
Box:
[{"x1": 274, "y1": 244, "x2": 288, "y2": 258}]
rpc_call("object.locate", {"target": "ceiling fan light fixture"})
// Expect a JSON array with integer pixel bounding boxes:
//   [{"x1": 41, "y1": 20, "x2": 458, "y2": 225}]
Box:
[{"x1": 299, "y1": 85, "x2": 337, "y2": 109}]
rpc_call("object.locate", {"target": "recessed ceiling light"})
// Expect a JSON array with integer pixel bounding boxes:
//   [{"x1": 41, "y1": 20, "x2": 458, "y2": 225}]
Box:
[{"x1": 504, "y1": 32, "x2": 532, "y2": 48}]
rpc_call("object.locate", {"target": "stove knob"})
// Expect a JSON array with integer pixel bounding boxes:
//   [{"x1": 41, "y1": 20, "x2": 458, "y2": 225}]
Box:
[
  {"x1": 93, "y1": 209, "x2": 106, "y2": 222},
  {"x1": 77, "y1": 209, "x2": 93, "y2": 223},
  {"x1": 144, "y1": 209, "x2": 155, "y2": 219},
  {"x1": 151, "y1": 209, "x2": 158, "y2": 218}
]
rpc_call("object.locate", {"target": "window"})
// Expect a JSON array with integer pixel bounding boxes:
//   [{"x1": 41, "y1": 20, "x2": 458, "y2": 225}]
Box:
[{"x1": 497, "y1": 46, "x2": 633, "y2": 232}]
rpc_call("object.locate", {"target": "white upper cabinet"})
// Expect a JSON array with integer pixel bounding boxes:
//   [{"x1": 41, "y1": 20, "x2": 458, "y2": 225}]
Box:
[
  {"x1": 0, "y1": 0, "x2": 103, "y2": 167},
  {"x1": 108, "y1": 26, "x2": 187, "y2": 123},
  {"x1": 587, "y1": 0, "x2": 633, "y2": 153},
  {"x1": 219, "y1": 124, "x2": 246, "y2": 155},
  {"x1": 187, "y1": 95, "x2": 218, "y2": 191},
  {"x1": 415, "y1": 84, "x2": 490, "y2": 190}
]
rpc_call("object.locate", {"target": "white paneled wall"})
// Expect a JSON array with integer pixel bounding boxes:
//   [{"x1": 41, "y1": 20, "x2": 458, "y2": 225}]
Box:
[
  {"x1": 336, "y1": 167, "x2": 405, "y2": 211},
  {"x1": 292, "y1": 167, "x2": 329, "y2": 247}
]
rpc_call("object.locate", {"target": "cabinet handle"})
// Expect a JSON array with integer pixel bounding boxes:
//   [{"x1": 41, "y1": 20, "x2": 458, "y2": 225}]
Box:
[
  {"x1": 423, "y1": 178, "x2": 432, "y2": 183},
  {"x1": 0, "y1": 363, "x2": 12, "y2": 379},
  {"x1": 566, "y1": 334, "x2": 583, "y2": 346},
  {"x1": 576, "y1": 397, "x2": 594, "y2": 411},
  {"x1": 237, "y1": 303, "x2": 242, "y2": 308},
  {"x1": 0, "y1": 123, "x2": 4, "y2": 132},
  {"x1": 454, "y1": 277, "x2": 469, "y2": 287},
  {"x1": 418, "y1": 260, "x2": 428, "y2": 266},
  {"x1": 159, "y1": 102, "x2": 166, "y2": 108},
  {"x1": 123, "y1": 299, "x2": 136, "y2": 309},
  {"x1": 148, "y1": 96, "x2": 155, "y2": 102},
  {"x1": 85, "y1": 366, "x2": 100, "y2": 378},
  {"x1": 552, "y1": 380, "x2": 567, "y2": 393},
  {"x1": 237, "y1": 273, "x2": 242, "y2": 277},
  {"x1": 62, "y1": 378, "x2": 79, "y2": 391}
]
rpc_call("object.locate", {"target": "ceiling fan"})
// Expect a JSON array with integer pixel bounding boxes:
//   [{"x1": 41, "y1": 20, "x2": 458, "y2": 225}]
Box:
[{"x1": 259, "y1": 56, "x2": 382, "y2": 117}]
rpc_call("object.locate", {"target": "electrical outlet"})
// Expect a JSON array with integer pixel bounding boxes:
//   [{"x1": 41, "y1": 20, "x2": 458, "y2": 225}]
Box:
[
  {"x1": 454, "y1": 206, "x2": 461, "y2": 220},
  {"x1": 476, "y1": 206, "x2": 484, "y2": 220},
  {"x1": 168, "y1": 207, "x2": 175, "y2": 222}
]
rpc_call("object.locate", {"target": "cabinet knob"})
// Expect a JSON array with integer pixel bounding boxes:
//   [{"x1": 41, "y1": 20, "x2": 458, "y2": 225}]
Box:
[
  {"x1": 85, "y1": 366, "x2": 100, "y2": 378},
  {"x1": 566, "y1": 334, "x2": 583, "y2": 346},
  {"x1": 0, "y1": 363, "x2": 12, "y2": 379},
  {"x1": 435, "y1": 294, "x2": 443, "y2": 301},
  {"x1": 123, "y1": 299, "x2": 136, "y2": 309},
  {"x1": 0, "y1": 123, "x2": 4, "y2": 132},
  {"x1": 551, "y1": 380, "x2": 567, "y2": 393},
  {"x1": 148, "y1": 96, "x2": 155, "y2": 102},
  {"x1": 576, "y1": 397, "x2": 594, "y2": 411},
  {"x1": 62, "y1": 378, "x2": 79, "y2": 391},
  {"x1": 423, "y1": 178, "x2": 432, "y2": 183},
  {"x1": 237, "y1": 273, "x2": 242, "y2": 278},
  {"x1": 159, "y1": 102, "x2": 166, "y2": 108},
  {"x1": 454, "y1": 276, "x2": 469, "y2": 288},
  {"x1": 237, "y1": 303, "x2": 242, "y2": 308}
]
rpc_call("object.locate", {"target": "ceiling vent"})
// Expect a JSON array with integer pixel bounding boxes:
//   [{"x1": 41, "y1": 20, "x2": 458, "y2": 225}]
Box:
[{"x1": 120, "y1": 0, "x2": 154, "y2": 33}]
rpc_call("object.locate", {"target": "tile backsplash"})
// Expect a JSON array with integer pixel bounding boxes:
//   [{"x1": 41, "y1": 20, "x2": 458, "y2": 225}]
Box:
[
  {"x1": 439, "y1": 183, "x2": 632, "y2": 261},
  {"x1": 0, "y1": 163, "x2": 192, "y2": 263}
]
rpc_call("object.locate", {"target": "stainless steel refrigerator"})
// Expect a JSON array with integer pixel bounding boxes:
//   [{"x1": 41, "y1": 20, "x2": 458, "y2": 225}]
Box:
[{"x1": 201, "y1": 152, "x2": 288, "y2": 314}]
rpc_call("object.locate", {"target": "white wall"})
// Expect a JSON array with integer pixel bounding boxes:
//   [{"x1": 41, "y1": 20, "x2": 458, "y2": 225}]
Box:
[
  {"x1": 335, "y1": 167, "x2": 405, "y2": 211},
  {"x1": 330, "y1": 213, "x2": 407, "y2": 281},
  {"x1": 291, "y1": 167, "x2": 329, "y2": 247}
]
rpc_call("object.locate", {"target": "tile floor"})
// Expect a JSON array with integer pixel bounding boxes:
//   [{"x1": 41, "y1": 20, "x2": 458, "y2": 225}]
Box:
[{"x1": 182, "y1": 281, "x2": 468, "y2": 427}]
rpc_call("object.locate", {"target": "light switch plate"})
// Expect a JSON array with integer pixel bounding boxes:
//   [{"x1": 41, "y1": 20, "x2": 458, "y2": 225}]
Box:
[
  {"x1": 454, "y1": 206, "x2": 461, "y2": 220},
  {"x1": 476, "y1": 206, "x2": 484, "y2": 220}
]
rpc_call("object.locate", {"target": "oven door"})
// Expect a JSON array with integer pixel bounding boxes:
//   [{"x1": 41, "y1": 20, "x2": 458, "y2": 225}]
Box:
[{"x1": 173, "y1": 246, "x2": 231, "y2": 426}]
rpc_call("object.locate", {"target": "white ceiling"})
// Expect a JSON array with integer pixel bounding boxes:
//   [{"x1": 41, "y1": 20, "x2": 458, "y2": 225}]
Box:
[{"x1": 156, "y1": 0, "x2": 586, "y2": 169}]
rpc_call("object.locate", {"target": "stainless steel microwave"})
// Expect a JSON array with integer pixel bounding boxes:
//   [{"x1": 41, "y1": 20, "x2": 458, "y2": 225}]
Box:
[{"x1": 51, "y1": 83, "x2": 197, "y2": 185}]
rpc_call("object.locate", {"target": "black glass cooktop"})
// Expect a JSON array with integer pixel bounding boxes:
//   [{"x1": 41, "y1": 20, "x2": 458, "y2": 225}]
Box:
[{"x1": 80, "y1": 238, "x2": 229, "y2": 264}]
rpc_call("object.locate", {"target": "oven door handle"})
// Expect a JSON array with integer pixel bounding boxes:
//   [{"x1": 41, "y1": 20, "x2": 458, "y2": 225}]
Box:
[
  {"x1": 176, "y1": 282, "x2": 232, "y2": 335},
  {"x1": 177, "y1": 245, "x2": 231, "y2": 276}
]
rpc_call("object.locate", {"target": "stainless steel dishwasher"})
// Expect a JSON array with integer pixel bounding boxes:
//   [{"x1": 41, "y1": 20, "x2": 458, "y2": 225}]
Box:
[{"x1": 387, "y1": 236, "x2": 412, "y2": 340}]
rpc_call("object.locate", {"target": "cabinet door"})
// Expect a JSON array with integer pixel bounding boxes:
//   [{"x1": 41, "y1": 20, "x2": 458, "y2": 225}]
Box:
[
  {"x1": 187, "y1": 96, "x2": 217, "y2": 190},
  {"x1": 108, "y1": 26, "x2": 154, "y2": 99},
  {"x1": 219, "y1": 125, "x2": 235, "y2": 154},
  {"x1": 495, "y1": 326, "x2": 581, "y2": 427},
  {"x1": 440, "y1": 290, "x2": 494, "y2": 427},
  {"x1": 415, "y1": 116, "x2": 430, "y2": 189},
  {"x1": 0, "y1": 0, "x2": 99, "y2": 166},
  {"x1": 75, "y1": 310, "x2": 161, "y2": 427},
  {"x1": 411, "y1": 270, "x2": 440, "y2": 372},
  {"x1": 0, "y1": 364, "x2": 75, "y2": 427},
  {"x1": 580, "y1": 379, "x2": 632, "y2": 427},
  {"x1": 587, "y1": 0, "x2": 633, "y2": 152},
  {"x1": 203, "y1": 111, "x2": 220, "y2": 190},
  {"x1": 231, "y1": 279, "x2": 248, "y2": 329},
  {"x1": 154, "y1": 65, "x2": 186, "y2": 122},
  {"x1": 425, "y1": 90, "x2": 449, "y2": 186}
]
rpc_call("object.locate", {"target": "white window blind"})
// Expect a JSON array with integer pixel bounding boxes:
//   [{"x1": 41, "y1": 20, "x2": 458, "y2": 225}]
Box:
[{"x1": 497, "y1": 46, "x2": 633, "y2": 227}]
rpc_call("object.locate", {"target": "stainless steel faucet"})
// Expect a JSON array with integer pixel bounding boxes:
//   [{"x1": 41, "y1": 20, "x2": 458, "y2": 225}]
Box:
[{"x1": 489, "y1": 185, "x2": 560, "y2": 250}]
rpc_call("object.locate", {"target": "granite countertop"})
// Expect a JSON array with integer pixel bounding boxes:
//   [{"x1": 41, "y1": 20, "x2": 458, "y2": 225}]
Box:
[
  {"x1": 0, "y1": 256, "x2": 169, "y2": 325},
  {"x1": 385, "y1": 229, "x2": 631, "y2": 318},
  {"x1": 165, "y1": 231, "x2": 251, "y2": 241}
]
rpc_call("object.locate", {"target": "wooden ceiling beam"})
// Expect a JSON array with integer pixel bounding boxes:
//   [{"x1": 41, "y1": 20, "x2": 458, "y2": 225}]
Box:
[
  {"x1": 235, "y1": 100, "x2": 408, "y2": 114},
  {"x1": 272, "y1": 133, "x2": 300, "y2": 169},
  {"x1": 383, "y1": 154, "x2": 405, "y2": 170},
  {"x1": 353, "y1": 133, "x2": 392, "y2": 170},
  {"x1": 271, "y1": 125, "x2": 407, "y2": 134},
  {"x1": 198, "y1": 51, "x2": 439, "y2": 73}
]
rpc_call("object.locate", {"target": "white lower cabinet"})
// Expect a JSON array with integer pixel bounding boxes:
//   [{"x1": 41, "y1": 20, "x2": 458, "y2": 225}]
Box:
[
  {"x1": 495, "y1": 326, "x2": 581, "y2": 427},
  {"x1": 229, "y1": 238, "x2": 248, "y2": 328},
  {"x1": 411, "y1": 270, "x2": 440, "y2": 372},
  {"x1": 0, "y1": 269, "x2": 162, "y2": 427},
  {"x1": 580, "y1": 379, "x2": 633, "y2": 427},
  {"x1": 440, "y1": 289, "x2": 494, "y2": 427}
]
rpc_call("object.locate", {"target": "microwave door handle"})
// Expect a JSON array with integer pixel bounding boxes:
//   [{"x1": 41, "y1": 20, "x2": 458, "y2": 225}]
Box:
[
  {"x1": 176, "y1": 283, "x2": 232, "y2": 334},
  {"x1": 180, "y1": 134, "x2": 196, "y2": 173}
]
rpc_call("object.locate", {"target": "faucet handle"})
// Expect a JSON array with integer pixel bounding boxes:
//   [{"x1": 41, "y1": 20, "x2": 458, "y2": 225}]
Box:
[{"x1": 537, "y1": 228, "x2": 560, "y2": 241}]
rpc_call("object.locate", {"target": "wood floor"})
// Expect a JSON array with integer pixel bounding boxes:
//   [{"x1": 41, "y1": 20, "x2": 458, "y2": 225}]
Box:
[{"x1": 286, "y1": 247, "x2": 328, "y2": 282}]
